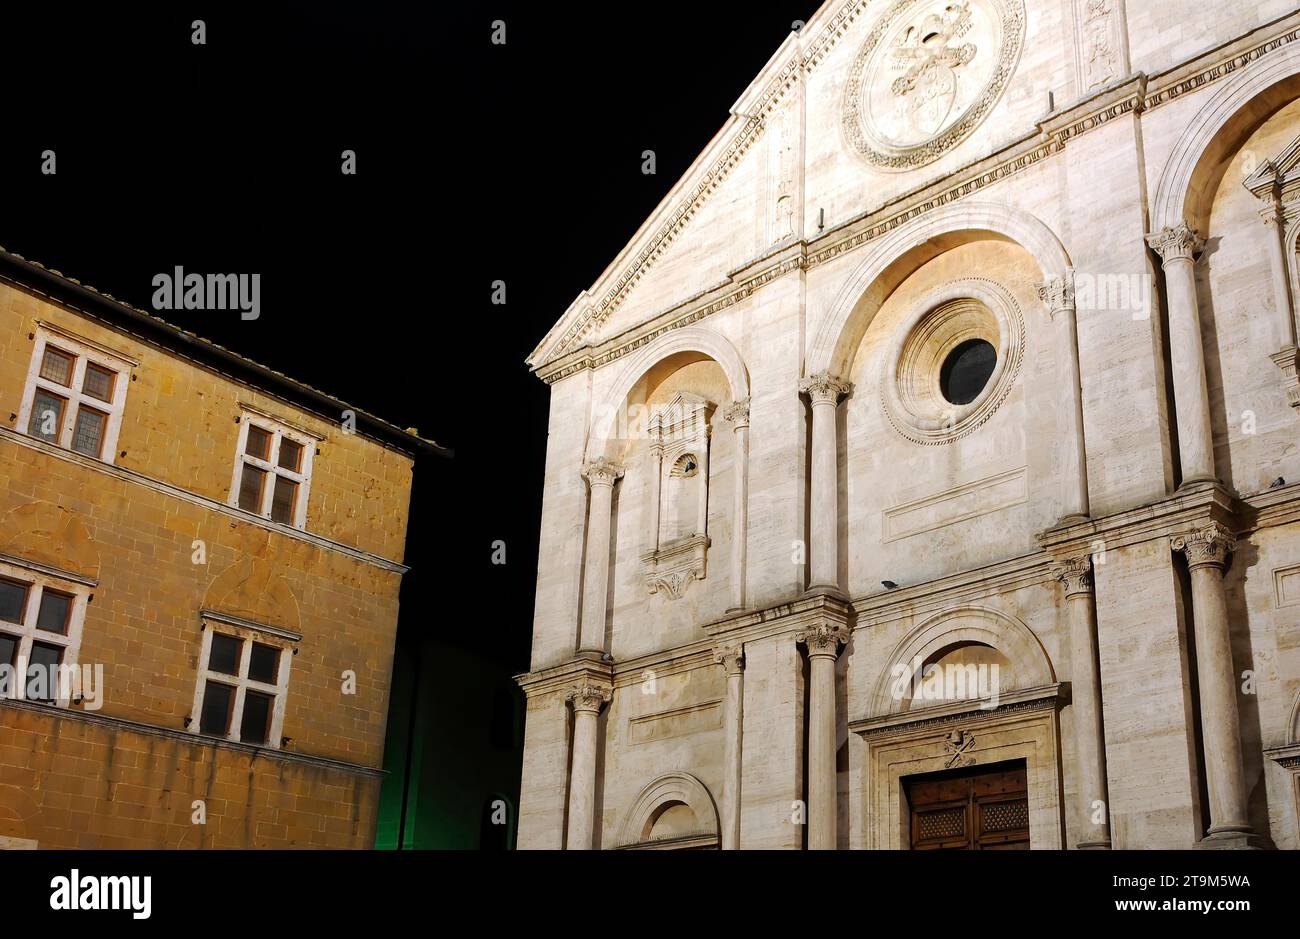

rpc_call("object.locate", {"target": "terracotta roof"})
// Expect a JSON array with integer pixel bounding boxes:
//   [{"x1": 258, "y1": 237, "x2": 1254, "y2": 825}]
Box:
[{"x1": 0, "y1": 246, "x2": 450, "y2": 459}]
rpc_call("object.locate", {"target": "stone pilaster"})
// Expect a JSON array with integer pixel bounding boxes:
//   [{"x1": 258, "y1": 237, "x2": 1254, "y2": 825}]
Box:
[
  {"x1": 714, "y1": 644, "x2": 746, "y2": 850},
  {"x1": 1037, "y1": 272, "x2": 1090, "y2": 522},
  {"x1": 579, "y1": 457, "x2": 624, "y2": 653},
  {"x1": 724, "y1": 398, "x2": 750, "y2": 611},
  {"x1": 1147, "y1": 225, "x2": 1216, "y2": 487},
  {"x1": 799, "y1": 374, "x2": 852, "y2": 594},
  {"x1": 797, "y1": 622, "x2": 848, "y2": 849},
  {"x1": 564, "y1": 681, "x2": 612, "y2": 850},
  {"x1": 1171, "y1": 523, "x2": 1259, "y2": 847},
  {"x1": 1055, "y1": 554, "x2": 1111, "y2": 848}
]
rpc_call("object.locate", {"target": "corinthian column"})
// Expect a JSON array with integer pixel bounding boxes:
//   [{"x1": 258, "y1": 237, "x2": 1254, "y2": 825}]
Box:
[
  {"x1": 714, "y1": 645, "x2": 745, "y2": 850},
  {"x1": 564, "y1": 682, "x2": 612, "y2": 850},
  {"x1": 1172, "y1": 524, "x2": 1254, "y2": 842},
  {"x1": 799, "y1": 373, "x2": 852, "y2": 593},
  {"x1": 1038, "y1": 273, "x2": 1090, "y2": 522},
  {"x1": 798, "y1": 623, "x2": 847, "y2": 849},
  {"x1": 1147, "y1": 225, "x2": 1216, "y2": 486},
  {"x1": 723, "y1": 399, "x2": 750, "y2": 611},
  {"x1": 579, "y1": 458, "x2": 624, "y2": 653},
  {"x1": 1057, "y1": 555, "x2": 1110, "y2": 848}
]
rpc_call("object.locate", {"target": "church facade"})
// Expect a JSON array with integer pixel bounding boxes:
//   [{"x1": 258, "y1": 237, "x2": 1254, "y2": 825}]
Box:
[{"x1": 519, "y1": 0, "x2": 1300, "y2": 849}]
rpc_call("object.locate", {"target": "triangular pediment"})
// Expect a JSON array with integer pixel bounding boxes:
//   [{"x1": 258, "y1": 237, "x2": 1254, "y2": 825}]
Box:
[{"x1": 1244, "y1": 132, "x2": 1300, "y2": 199}]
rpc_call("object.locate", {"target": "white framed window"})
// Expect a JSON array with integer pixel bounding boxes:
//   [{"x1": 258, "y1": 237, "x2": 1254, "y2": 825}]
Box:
[
  {"x1": 188, "y1": 616, "x2": 296, "y2": 748},
  {"x1": 228, "y1": 411, "x2": 316, "y2": 530},
  {"x1": 0, "y1": 557, "x2": 91, "y2": 707},
  {"x1": 17, "y1": 327, "x2": 132, "y2": 464}
]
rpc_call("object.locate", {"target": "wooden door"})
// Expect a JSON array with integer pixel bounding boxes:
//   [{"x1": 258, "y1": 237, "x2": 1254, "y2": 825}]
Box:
[{"x1": 906, "y1": 760, "x2": 1030, "y2": 850}]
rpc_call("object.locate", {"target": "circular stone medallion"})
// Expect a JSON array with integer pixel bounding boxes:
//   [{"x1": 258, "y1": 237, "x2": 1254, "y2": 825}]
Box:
[{"x1": 843, "y1": 0, "x2": 1026, "y2": 171}]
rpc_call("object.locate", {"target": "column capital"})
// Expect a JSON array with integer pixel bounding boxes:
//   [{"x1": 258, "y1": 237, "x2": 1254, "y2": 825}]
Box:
[
  {"x1": 799, "y1": 372, "x2": 853, "y2": 407},
  {"x1": 1053, "y1": 555, "x2": 1093, "y2": 598},
  {"x1": 1146, "y1": 224, "x2": 1205, "y2": 264},
  {"x1": 714, "y1": 644, "x2": 745, "y2": 676},
  {"x1": 582, "y1": 457, "x2": 625, "y2": 488},
  {"x1": 565, "y1": 682, "x2": 613, "y2": 713},
  {"x1": 797, "y1": 623, "x2": 849, "y2": 658},
  {"x1": 1172, "y1": 523, "x2": 1236, "y2": 570},
  {"x1": 722, "y1": 397, "x2": 751, "y2": 429},
  {"x1": 1036, "y1": 271, "x2": 1076, "y2": 318}
]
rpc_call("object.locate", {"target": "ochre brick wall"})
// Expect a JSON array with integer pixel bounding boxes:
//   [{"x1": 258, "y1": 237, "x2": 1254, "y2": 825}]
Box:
[
  {"x1": 0, "y1": 281, "x2": 414, "y2": 848},
  {"x1": 0, "y1": 282, "x2": 414, "y2": 561},
  {"x1": 0, "y1": 707, "x2": 380, "y2": 849}
]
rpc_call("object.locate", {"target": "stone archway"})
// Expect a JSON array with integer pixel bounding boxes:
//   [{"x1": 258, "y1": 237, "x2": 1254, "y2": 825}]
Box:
[{"x1": 617, "y1": 772, "x2": 719, "y2": 849}]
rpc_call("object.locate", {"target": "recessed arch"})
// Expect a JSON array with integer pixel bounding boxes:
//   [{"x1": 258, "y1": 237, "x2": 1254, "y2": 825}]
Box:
[
  {"x1": 866, "y1": 604, "x2": 1055, "y2": 718},
  {"x1": 585, "y1": 326, "x2": 750, "y2": 463},
  {"x1": 1152, "y1": 42, "x2": 1300, "y2": 234},
  {"x1": 617, "y1": 771, "x2": 719, "y2": 848},
  {"x1": 808, "y1": 201, "x2": 1071, "y2": 378}
]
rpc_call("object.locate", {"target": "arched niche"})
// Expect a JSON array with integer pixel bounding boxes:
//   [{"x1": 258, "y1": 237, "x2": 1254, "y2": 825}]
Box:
[
  {"x1": 617, "y1": 772, "x2": 719, "y2": 849},
  {"x1": 867, "y1": 605, "x2": 1055, "y2": 718},
  {"x1": 1152, "y1": 43, "x2": 1300, "y2": 235},
  {"x1": 808, "y1": 201, "x2": 1071, "y2": 379}
]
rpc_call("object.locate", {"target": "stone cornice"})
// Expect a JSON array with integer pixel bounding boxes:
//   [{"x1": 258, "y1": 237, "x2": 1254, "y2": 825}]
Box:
[
  {"x1": 850, "y1": 683, "x2": 1066, "y2": 738},
  {"x1": 0, "y1": 427, "x2": 410, "y2": 574},
  {"x1": 703, "y1": 590, "x2": 853, "y2": 650},
  {"x1": 612, "y1": 640, "x2": 717, "y2": 688},
  {"x1": 1037, "y1": 483, "x2": 1236, "y2": 558},
  {"x1": 530, "y1": 11, "x2": 1300, "y2": 383},
  {"x1": 514, "y1": 651, "x2": 614, "y2": 700},
  {"x1": 0, "y1": 697, "x2": 386, "y2": 778},
  {"x1": 851, "y1": 550, "x2": 1056, "y2": 629},
  {"x1": 1264, "y1": 742, "x2": 1300, "y2": 769}
]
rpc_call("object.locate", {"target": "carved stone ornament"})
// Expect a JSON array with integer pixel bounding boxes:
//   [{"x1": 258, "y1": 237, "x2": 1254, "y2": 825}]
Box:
[
  {"x1": 943, "y1": 729, "x2": 978, "y2": 768},
  {"x1": 1171, "y1": 523, "x2": 1236, "y2": 570},
  {"x1": 797, "y1": 623, "x2": 849, "y2": 658},
  {"x1": 722, "y1": 397, "x2": 751, "y2": 428},
  {"x1": 842, "y1": 0, "x2": 1027, "y2": 170},
  {"x1": 582, "y1": 457, "x2": 625, "y2": 488},
  {"x1": 799, "y1": 372, "x2": 854, "y2": 407},
  {"x1": 1054, "y1": 555, "x2": 1093, "y2": 597},
  {"x1": 1036, "y1": 272, "x2": 1076, "y2": 318},
  {"x1": 566, "y1": 683, "x2": 612, "y2": 713},
  {"x1": 1145, "y1": 224, "x2": 1205, "y2": 264},
  {"x1": 714, "y1": 645, "x2": 746, "y2": 676}
]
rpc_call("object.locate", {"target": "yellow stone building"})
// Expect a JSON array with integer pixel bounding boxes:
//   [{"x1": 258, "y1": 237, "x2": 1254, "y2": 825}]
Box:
[{"x1": 0, "y1": 250, "x2": 442, "y2": 848}]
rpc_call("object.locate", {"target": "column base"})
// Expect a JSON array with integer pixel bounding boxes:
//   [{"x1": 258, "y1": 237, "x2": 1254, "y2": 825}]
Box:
[
  {"x1": 1076, "y1": 839, "x2": 1111, "y2": 850},
  {"x1": 1194, "y1": 830, "x2": 1269, "y2": 850},
  {"x1": 1056, "y1": 512, "x2": 1091, "y2": 527},
  {"x1": 1176, "y1": 475, "x2": 1219, "y2": 492}
]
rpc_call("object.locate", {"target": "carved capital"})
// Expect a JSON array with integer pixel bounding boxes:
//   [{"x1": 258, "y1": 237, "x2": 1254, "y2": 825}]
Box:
[
  {"x1": 796, "y1": 623, "x2": 848, "y2": 658},
  {"x1": 1146, "y1": 224, "x2": 1204, "y2": 265},
  {"x1": 714, "y1": 645, "x2": 745, "y2": 676},
  {"x1": 565, "y1": 682, "x2": 612, "y2": 714},
  {"x1": 1036, "y1": 272, "x2": 1075, "y2": 317},
  {"x1": 582, "y1": 457, "x2": 625, "y2": 488},
  {"x1": 799, "y1": 372, "x2": 853, "y2": 407},
  {"x1": 1171, "y1": 523, "x2": 1236, "y2": 571},
  {"x1": 1054, "y1": 555, "x2": 1093, "y2": 598},
  {"x1": 723, "y1": 397, "x2": 751, "y2": 429}
]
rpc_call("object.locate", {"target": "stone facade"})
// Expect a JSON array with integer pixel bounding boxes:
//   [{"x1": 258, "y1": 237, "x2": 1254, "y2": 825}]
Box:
[
  {"x1": 0, "y1": 260, "x2": 431, "y2": 848},
  {"x1": 519, "y1": 1, "x2": 1300, "y2": 849}
]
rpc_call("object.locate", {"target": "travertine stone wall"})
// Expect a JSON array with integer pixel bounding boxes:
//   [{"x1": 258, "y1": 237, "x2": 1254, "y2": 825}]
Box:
[{"x1": 520, "y1": 0, "x2": 1300, "y2": 850}]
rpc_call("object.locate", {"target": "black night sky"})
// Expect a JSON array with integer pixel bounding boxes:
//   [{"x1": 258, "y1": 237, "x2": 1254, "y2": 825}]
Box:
[{"x1": 0, "y1": 1, "x2": 819, "y2": 674}]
